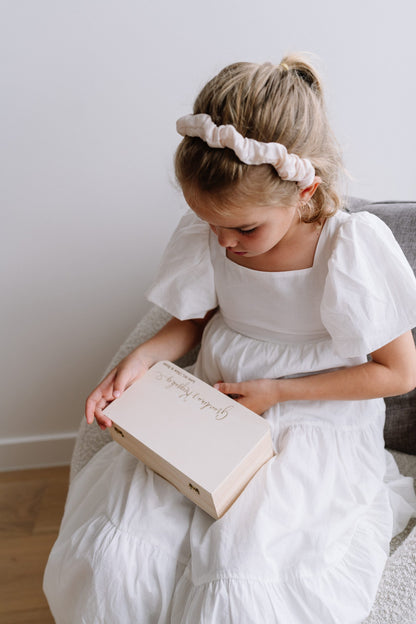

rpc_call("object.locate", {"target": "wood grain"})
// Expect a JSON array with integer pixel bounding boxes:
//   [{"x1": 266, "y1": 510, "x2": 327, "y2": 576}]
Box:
[{"x1": 0, "y1": 466, "x2": 69, "y2": 623}]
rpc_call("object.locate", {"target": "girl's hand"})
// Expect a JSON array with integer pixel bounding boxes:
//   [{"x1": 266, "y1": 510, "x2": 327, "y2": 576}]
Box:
[
  {"x1": 85, "y1": 312, "x2": 218, "y2": 430},
  {"x1": 214, "y1": 379, "x2": 279, "y2": 415},
  {"x1": 85, "y1": 350, "x2": 151, "y2": 430}
]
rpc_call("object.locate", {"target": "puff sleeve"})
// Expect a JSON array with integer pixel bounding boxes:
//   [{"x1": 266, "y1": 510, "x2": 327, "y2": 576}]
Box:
[
  {"x1": 146, "y1": 210, "x2": 218, "y2": 320},
  {"x1": 320, "y1": 211, "x2": 416, "y2": 358}
]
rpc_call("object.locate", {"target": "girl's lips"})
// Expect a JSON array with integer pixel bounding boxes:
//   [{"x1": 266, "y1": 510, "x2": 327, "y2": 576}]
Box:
[{"x1": 229, "y1": 249, "x2": 247, "y2": 256}]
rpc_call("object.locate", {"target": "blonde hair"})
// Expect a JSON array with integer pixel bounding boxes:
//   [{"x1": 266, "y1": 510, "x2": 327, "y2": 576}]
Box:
[{"x1": 175, "y1": 54, "x2": 344, "y2": 222}]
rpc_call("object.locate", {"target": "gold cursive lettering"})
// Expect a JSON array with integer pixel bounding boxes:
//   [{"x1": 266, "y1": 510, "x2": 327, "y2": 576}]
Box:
[{"x1": 152, "y1": 369, "x2": 234, "y2": 420}]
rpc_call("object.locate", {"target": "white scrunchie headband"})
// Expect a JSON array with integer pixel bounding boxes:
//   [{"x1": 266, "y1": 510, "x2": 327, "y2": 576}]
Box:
[{"x1": 176, "y1": 113, "x2": 315, "y2": 189}]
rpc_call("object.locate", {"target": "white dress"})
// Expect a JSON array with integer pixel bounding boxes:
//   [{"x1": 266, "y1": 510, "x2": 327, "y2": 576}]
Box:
[{"x1": 44, "y1": 209, "x2": 416, "y2": 624}]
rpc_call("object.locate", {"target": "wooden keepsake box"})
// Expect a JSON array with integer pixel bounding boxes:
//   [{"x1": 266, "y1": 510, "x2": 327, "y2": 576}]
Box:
[{"x1": 104, "y1": 361, "x2": 274, "y2": 519}]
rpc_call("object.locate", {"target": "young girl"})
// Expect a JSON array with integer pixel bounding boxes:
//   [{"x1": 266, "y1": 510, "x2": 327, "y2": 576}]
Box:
[{"x1": 44, "y1": 56, "x2": 416, "y2": 623}]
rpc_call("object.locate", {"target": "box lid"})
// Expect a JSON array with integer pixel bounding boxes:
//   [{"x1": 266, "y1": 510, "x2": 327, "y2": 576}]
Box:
[{"x1": 103, "y1": 361, "x2": 272, "y2": 491}]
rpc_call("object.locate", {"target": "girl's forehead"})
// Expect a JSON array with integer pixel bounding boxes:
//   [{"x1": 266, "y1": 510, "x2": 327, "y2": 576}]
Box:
[
  {"x1": 190, "y1": 202, "x2": 265, "y2": 228},
  {"x1": 183, "y1": 189, "x2": 273, "y2": 227}
]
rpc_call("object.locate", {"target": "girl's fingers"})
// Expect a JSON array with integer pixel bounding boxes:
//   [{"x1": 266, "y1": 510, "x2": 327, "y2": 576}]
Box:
[
  {"x1": 85, "y1": 392, "x2": 107, "y2": 424},
  {"x1": 85, "y1": 361, "x2": 148, "y2": 426},
  {"x1": 85, "y1": 369, "x2": 118, "y2": 423},
  {"x1": 112, "y1": 369, "x2": 133, "y2": 398},
  {"x1": 214, "y1": 381, "x2": 244, "y2": 398},
  {"x1": 92, "y1": 396, "x2": 115, "y2": 429},
  {"x1": 112, "y1": 363, "x2": 148, "y2": 398},
  {"x1": 95, "y1": 408, "x2": 113, "y2": 430},
  {"x1": 85, "y1": 394, "x2": 99, "y2": 424}
]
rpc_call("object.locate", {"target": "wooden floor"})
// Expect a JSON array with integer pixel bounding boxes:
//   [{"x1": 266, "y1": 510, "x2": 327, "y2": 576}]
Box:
[{"x1": 0, "y1": 465, "x2": 70, "y2": 624}]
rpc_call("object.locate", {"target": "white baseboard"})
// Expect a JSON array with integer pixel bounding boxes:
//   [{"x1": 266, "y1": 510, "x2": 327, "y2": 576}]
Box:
[{"x1": 0, "y1": 432, "x2": 78, "y2": 471}]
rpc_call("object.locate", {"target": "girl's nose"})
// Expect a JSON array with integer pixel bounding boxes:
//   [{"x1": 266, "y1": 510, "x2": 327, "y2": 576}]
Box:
[{"x1": 216, "y1": 228, "x2": 237, "y2": 248}]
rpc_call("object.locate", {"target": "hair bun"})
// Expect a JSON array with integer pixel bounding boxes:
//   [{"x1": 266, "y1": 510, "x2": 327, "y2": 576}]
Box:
[{"x1": 280, "y1": 54, "x2": 323, "y2": 97}]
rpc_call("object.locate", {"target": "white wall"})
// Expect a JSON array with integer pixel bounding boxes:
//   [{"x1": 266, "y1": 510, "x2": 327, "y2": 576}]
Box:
[{"x1": 1, "y1": 0, "x2": 415, "y2": 468}]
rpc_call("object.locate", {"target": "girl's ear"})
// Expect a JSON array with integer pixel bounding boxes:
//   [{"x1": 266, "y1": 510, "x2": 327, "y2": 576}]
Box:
[{"x1": 299, "y1": 176, "x2": 321, "y2": 204}]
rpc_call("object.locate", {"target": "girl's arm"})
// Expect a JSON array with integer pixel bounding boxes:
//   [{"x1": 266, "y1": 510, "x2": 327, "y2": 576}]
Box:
[
  {"x1": 215, "y1": 330, "x2": 416, "y2": 415},
  {"x1": 86, "y1": 310, "x2": 216, "y2": 429}
]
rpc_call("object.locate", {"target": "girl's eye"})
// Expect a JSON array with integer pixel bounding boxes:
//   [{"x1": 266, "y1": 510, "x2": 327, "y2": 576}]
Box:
[{"x1": 238, "y1": 227, "x2": 257, "y2": 235}]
